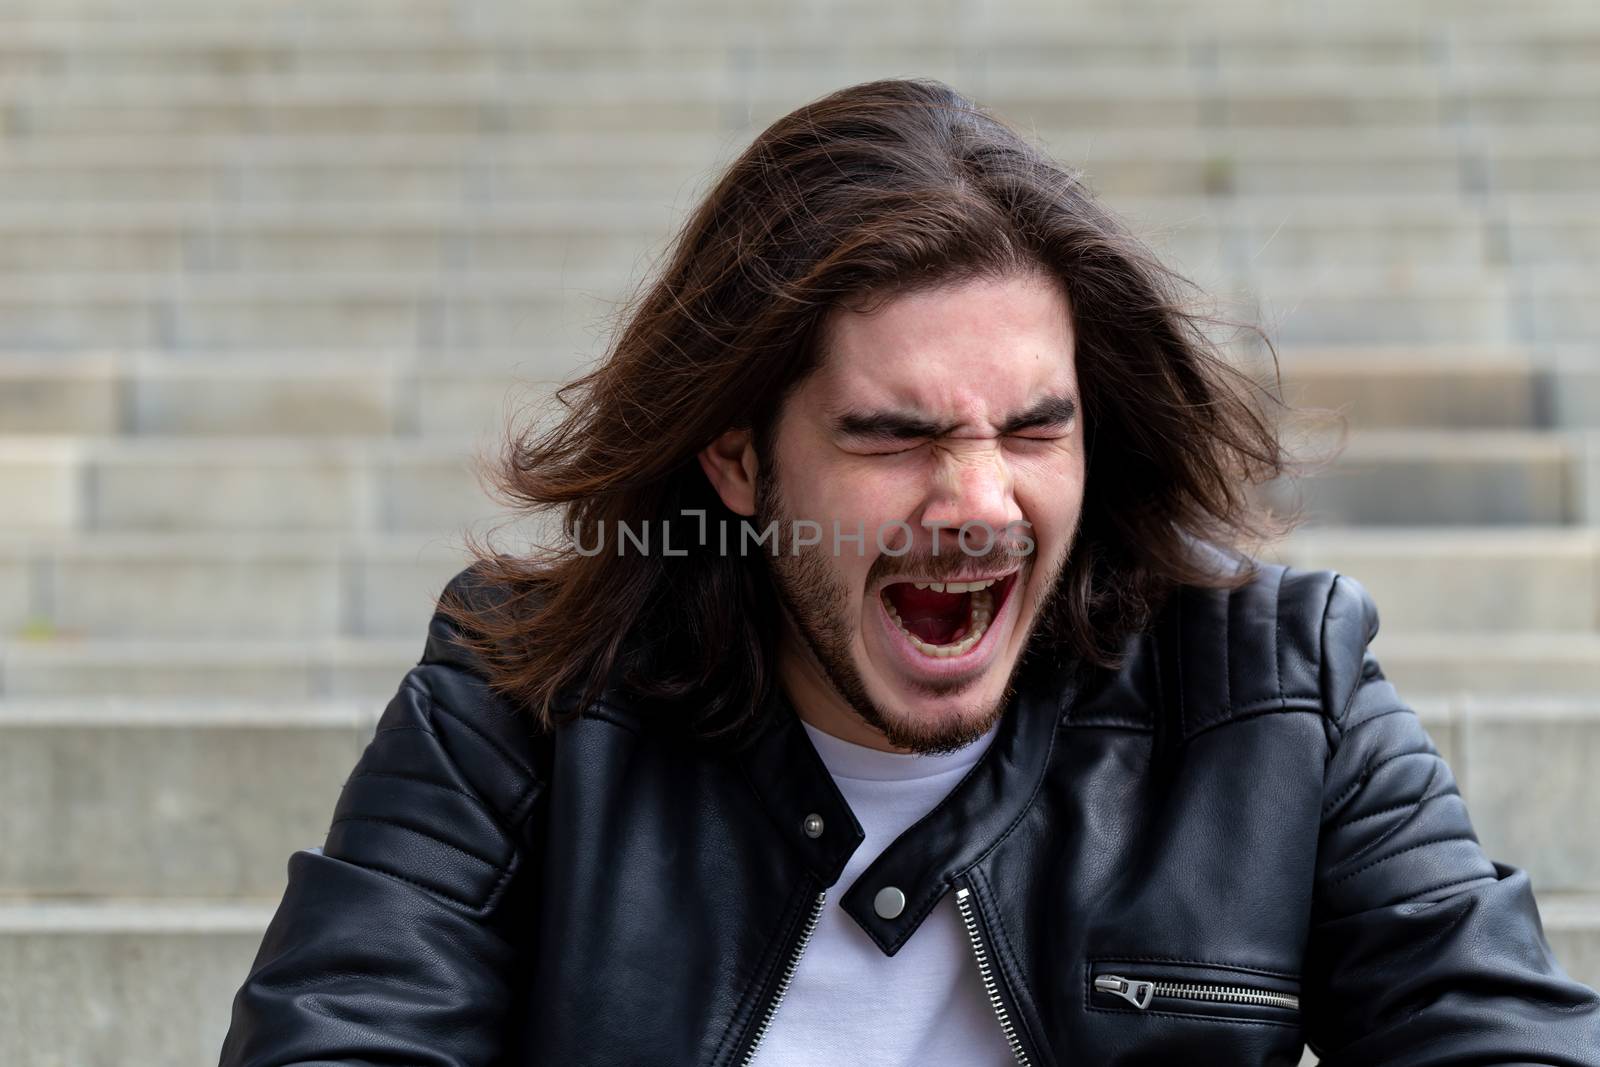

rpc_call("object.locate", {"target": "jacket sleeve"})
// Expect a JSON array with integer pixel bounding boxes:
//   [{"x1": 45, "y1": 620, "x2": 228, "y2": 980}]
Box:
[
  {"x1": 218, "y1": 570, "x2": 549, "y2": 1067},
  {"x1": 1303, "y1": 573, "x2": 1600, "y2": 1065}
]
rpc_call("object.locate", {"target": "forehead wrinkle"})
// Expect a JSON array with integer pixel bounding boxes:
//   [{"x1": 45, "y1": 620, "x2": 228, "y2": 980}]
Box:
[{"x1": 810, "y1": 313, "x2": 1077, "y2": 438}]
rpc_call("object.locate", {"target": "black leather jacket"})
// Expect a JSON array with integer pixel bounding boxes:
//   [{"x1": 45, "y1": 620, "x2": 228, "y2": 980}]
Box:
[{"x1": 219, "y1": 560, "x2": 1600, "y2": 1066}]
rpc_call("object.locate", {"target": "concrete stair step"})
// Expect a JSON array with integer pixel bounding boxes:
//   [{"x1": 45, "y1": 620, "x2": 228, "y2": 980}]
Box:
[
  {"x1": 0, "y1": 49, "x2": 1584, "y2": 86},
  {"x1": 5, "y1": 126, "x2": 1595, "y2": 166},
  {"x1": 1, "y1": 15, "x2": 1598, "y2": 57},
  {"x1": 1267, "y1": 527, "x2": 1600, "y2": 632},
  {"x1": 0, "y1": 128, "x2": 728, "y2": 166},
  {"x1": 6, "y1": 128, "x2": 1599, "y2": 201},
  {"x1": 7, "y1": 216, "x2": 1600, "y2": 281},
  {"x1": 2, "y1": 428, "x2": 1593, "y2": 533},
  {"x1": 0, "y1": 898, "x2": 280, "y2": 1067},
  {"x1": 0, "y1": 351, "x2": 562, "y2": 437},
  {"x1": 1259, "y1": 428, "x2": 1595, "y2": 525},
  {"x1": 0, "y1": 161, "x2": 695, "y2": 203},
  {"x1": 0, "y1": 190, "x2": 1591, "y2": 215},
  {"x1": 0, "y1": 151, "x2": 719, "y2": 206},
  {"x1": 1275, "y1": 348, "x2": 1541, "y2": 429},
  {"x1": 1042, "y1": 130, "x2": 1600, "y2": 196},
  {"x1": 0, "y1": 0, "x2": 462, "y2": 25},
  {"x1": 0, "y1": 637, "x2": 419, "y2": 698},
  {"x1": 3, "y1": 0, "x2": 1597, "y2": 16},
  {"x1": 1263, "y1": 347, "x2": 1561, "y2": 430},
  {"x1": 9, "y1": 123, "x2": 1595, "y2": 155},
  {"x1": 5, "y1": 70, "x2": 1600, "y2": 136},
  {"x1": 0, "y1": 18, "x2": 1597, "y2": 67},
  {"x1": 0, "y1": 435, "x2": 517, "y2": 535},
  {"x1": 0, "y1": 270, "x2": 622, "y2": 352},
  {"x1": 1248, "y1": 345, "x2": 1600, "y2": 431},
  {"x1": 0, "y1": 342, "x2": 1587, "y2": 435},
  {"x1": 2, "y1": 882, "x2": 1598, "y2": 1066},
  {"x1": 1234, "y1": 268, "x2": 1600, "y2": 345},
  {"x1": 1, "y1": 65, "x2": 1593, "y2": 95},
  {"x1": 0, "y1": 203, "x2": 685, "y2": 274},
  {"x1": 9, "y1": 196, "x2": 1600, "y2": 273},
  {"x1": 0, "y1": 693, "x2": 1597, "y2": 893},
  {"x1": 1, "y1": 629, "x2": 1595, "y2": 699},
  {"x1": 2, "y1": 267, "x2": 1598, "y2": 350},
  {"x1": 0, "y1": 700, "x2": 373, "y2": 899},
  {"x1": 0, "y1": 345, "x2": 1372, "y2": 435},
  {"x1": 1363, "y1": 631, "x2": 1600, "y2": 695},
  {"x1": 4, "y1": 63, "x2": 1600, "y2": 106},
  {"x1": 0, "y1": 532, "x2": 472, "y2": 640},
  {"x1": 5, "y1": 154, "x2": 1596, "y2": 204},
  {"x1": 7, "y1": 345, "x2": 1600, "y2": 439},
  {"x1": 0, "y1": 526, "x2": 1593, "y2": 640}
]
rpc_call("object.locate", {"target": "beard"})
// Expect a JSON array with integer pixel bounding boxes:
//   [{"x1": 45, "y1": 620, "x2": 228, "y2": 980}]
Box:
[{"x1": 753, "y1": 459, "x2": 1070, "y2": 755}]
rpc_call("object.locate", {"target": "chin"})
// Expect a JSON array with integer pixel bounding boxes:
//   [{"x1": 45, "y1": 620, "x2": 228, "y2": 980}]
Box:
[{"x1": 856, "y1": 673, "x2": 1014, "y2": 754}]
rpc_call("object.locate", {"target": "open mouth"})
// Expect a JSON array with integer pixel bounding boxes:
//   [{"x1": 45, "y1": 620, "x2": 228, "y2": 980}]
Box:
[{"x1": 878, "y1": 571, "x2": 1020, "y2": 659}]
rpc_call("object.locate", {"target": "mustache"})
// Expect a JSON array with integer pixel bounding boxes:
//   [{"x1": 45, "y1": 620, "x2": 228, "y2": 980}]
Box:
[{"x1": 872, "y1": 539, "x2": 1033, "y2": 584}]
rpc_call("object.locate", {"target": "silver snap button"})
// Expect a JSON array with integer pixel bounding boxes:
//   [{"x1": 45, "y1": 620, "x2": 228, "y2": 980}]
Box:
[
  {"x1": 802, "y1": 813, "x2": 824, "y2": 839},
  {"x1": 873, "y1": 886, "x2": 906, "y2": 920}
]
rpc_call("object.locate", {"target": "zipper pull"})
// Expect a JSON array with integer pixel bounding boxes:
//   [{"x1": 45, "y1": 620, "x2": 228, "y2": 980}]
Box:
[{"x1": 1094, "y1": 974, "x2": 1155, "y2": 1010}]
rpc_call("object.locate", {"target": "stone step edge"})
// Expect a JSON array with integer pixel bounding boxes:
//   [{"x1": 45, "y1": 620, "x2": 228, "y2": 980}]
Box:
[
  {"x1": 5, "y1": 125, "x2": 1600, "y2": 153},
  {"x1": 0, "y1": 426, "x2": 1592, "y2": 454},
  {"x1": 12, "y1": 66, "x2": 1600, "y2": 96},
  {"x1": 0, "y1": 898, "x2": 279, "y2": 932},
  {"x1": 0, "y1": 523, "x2": 1590, "y2": 557},
  {"x1": 4, "y1": 15, "x2": 1600, "y2": 45},
  {"x1": 1, "y1": 265, "x2": 1595, "y2": 295},
  {"x1": 0, "y1": 697, "x2": 373, "y2": 726},
  {"x1": 0, "y1": 192, "x2": 1596, "y2": 224},
  {"x1": 0, "y1": 342, "x2": 1582, "y2": 370},
  {"x1": 4, "y1": 128, "x2": 1600, "y2": 163},
  {"x1": 0, "y1": 344, "x2": 1583, "y2": 377}
]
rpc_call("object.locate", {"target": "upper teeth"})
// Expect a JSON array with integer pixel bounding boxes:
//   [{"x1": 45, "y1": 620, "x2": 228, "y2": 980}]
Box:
[{"x1": 912, "y1": 578, "x2": 997, "y2": 593}]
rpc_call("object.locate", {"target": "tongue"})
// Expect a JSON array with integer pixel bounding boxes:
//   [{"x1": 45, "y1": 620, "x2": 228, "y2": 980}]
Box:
[{"x1": 883, "y1": 583, "x2": 971, "y2": 645}]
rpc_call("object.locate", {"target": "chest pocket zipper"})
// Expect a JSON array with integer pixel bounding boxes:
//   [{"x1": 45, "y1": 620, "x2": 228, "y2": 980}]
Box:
[{"x1": 1094, "y1": 973, "x2": 1300, "y2": 1014}]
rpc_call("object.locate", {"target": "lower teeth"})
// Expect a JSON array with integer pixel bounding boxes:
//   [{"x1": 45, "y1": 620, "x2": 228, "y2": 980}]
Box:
[{"x1": 885, "y1": 587, "x2": 994, "y2": 659}]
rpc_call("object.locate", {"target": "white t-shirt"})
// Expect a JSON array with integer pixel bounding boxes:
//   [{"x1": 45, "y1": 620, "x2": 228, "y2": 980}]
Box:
[{"x1": 747, "y1": 718, "x2": 1017, "y2": 1066}]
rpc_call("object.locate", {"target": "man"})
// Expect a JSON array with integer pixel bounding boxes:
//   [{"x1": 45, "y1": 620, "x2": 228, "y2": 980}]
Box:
[{"x1": 219, "y1": 79, "x2": 1600, "y2": 1065}]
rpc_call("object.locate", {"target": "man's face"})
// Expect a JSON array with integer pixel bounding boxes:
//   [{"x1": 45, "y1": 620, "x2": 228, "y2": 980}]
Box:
[{"x1": 759, "y1": 268, "x2": 1086, "y2": 754}]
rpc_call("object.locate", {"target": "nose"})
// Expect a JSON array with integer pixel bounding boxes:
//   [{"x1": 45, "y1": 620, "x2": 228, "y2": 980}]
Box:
[{"x1": 916, "y1": 439, "x2": 1024, "y2": 554}]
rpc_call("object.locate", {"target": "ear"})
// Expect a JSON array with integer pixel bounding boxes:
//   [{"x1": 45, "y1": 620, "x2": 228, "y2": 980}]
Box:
[{"x1": 698, "y1": 427, "x2": 759, "y2": 517}]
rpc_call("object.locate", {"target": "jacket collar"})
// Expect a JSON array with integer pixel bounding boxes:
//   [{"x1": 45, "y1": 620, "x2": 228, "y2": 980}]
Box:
[
  {"x1": 734, "y1": 682, "x2": 867, "y2": 889},
  {"x1": 736, "y1": 638, "x2": 1086, "y2": 956}
]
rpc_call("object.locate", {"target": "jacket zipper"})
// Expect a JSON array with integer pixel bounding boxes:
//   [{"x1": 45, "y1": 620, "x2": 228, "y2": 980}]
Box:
[
  {"x1": 953, "y1": 886, "x2": 1033, "y2": 1066},
  {"x1": 1093, "y1": 973, "x2": 1300, "y2": 1013},
  {"x1": 737, "y1": 889, "x2": 827, "y2": 1066}
]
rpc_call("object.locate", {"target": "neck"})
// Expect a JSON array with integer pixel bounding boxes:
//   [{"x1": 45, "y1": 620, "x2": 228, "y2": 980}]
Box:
[{"x1": 775, "y1": 633, "x2": 914, "y2": 755}]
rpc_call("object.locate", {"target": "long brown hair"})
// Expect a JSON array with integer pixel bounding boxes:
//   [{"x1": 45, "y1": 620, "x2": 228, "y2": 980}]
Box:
[{"x1": 437, "y1": 77, "x2": 1333, "y2": 747}]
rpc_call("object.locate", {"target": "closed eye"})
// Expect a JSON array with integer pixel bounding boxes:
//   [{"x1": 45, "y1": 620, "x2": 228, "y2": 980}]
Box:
[{"x1": 853, "y1": 441, "x2": 926, "y2": 456}]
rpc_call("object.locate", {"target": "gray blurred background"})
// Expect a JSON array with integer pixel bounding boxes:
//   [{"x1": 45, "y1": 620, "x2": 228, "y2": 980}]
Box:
[{"x1": 0, "y1": 1, "x2": 1596, "y2": 1063}]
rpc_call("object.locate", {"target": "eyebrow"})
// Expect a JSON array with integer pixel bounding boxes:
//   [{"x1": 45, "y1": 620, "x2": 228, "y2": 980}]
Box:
[
  {"x1": 830, "y1": 392, "x2": 1078, "y2": 440},
  {"x1": 999, "y1": 393, "x2": 1078, "y2": 434}
]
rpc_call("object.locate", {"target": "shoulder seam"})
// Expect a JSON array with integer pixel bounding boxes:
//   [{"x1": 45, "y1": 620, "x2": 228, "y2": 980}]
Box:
[
  {"x1": 1318, "y1": 571, "x2": 1350, "y2": 741},
  {"x1": 401, "y1": 675, "x2": 547, "y2": 828},
  {"x1": 404, "y1": 675, "x2": 540, "y2": 783}
]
